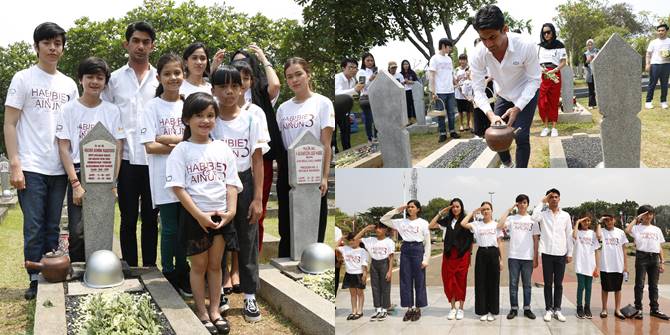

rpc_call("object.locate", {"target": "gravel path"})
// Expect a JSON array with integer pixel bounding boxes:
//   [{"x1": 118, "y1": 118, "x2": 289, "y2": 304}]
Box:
[{"x1": 562, "y1": 136, "x2": 603, "y2": 168}]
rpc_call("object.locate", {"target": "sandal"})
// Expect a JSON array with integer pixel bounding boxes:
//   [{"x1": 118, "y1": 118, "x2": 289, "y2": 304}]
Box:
[
  {"x1": 352, "y1": 313, "x2": 363, "y2": 320},
  {"x1": 614, "y1": 312, "x2": 626, "y2": 320},
  {"x1": 212, "y1": 317, "x2": 230, "y2": 335},
  {"x1": 200, "y1": 319, "x2": 218, "y2": 334},
  {"x1": 600, "y1": 311, "x2": 607, "y2": 318},
  {"x1": 346, "y1": 313, "x2": 355, "y2": 320},
  {"x1": 223, "y1": 287, "x2": 233, "y2": 295}
]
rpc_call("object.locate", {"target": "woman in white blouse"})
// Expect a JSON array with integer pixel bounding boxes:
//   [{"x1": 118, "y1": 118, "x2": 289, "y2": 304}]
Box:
[{"x1": 537, "y1": 23, "x2": 567, "y2": 138}]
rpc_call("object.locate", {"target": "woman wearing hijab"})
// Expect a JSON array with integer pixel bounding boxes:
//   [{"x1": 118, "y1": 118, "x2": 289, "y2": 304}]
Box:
[
  {"x1": 583, "y1": 39, "x2": 599, "y2": 109},
  {"x1": 537, "y1": 23, "x2": 567, "y2": 138}
]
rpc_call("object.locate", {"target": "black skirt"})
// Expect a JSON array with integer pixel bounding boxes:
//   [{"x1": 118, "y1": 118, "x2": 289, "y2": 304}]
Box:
[
  {"x1": 342, "y1": 273, "x2": 366, "y2": 289},
  {"x1": 180, "y1": 205, "x2": 236, "y2": 256},
  {"x1": 600, "y1": 272, "x2": 623, "y2": 292}
]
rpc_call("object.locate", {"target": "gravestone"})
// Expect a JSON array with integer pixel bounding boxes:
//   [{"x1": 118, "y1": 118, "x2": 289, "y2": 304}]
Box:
[
  {"x1": 412, "y1": 81, "x2": 426, "y2": 125},
  {"x1": 0, "y1": 154, "x2": 10, "y2": 197},
  {"x1": 79, "y1": 122, "x2": 118, "y2": 260},
  {"x1": 560, "y1": 66, "x2": 574, "y2": 113},
  {"x1": 287, "y1": 130, "x2": 324, "y2": 261},
  {"x1": 591, "y1": 34, "x2": 641, "y2": 168},
  {"x1": 368, "y1": 71, "x2": 412, "y2": 168}
]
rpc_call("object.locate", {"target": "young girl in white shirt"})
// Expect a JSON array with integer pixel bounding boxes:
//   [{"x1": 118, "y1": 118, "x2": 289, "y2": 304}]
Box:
[
  {"x1": 572, "y1": 215, "x2": 600, "y2": 319},
  {"x1": 165, "y1": 92, "x2": 242, "y2": 335},
  {"x1": 140, "y1": 53, "x2": 191, "y2": 297},
  {"x1": 461, "y1": 201, "x2": 504, "y2": 322},
  {"x1": 337, "y1": 232, "x2": 370, "y2": 321},
  {"x1": 595, "y1": 214, "x2": 627, "y2": 319},
  {"x1": 354, "y1": 223, "x2": 395, "y2": 321}
]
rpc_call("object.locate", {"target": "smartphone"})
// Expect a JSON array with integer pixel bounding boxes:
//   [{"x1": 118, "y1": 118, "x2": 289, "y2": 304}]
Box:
[
  {"x1": 372, "y1": 66, "x2": 378, "y2": 74},
  {"x1": 358, "y1": 76, "x2": 366, "y2": 85}
]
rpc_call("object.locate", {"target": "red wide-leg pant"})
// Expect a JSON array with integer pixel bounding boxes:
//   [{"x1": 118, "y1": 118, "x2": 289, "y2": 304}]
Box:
[
  {"x1": 441, "y1": 246, "x2": 471, "y2": 302},
  {"x1": 538, "y1": 69, "x2": 562, "y2": 123}
]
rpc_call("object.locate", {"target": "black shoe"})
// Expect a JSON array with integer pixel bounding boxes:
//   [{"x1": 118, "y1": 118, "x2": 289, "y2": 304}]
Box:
[
  {"x1": 506, "y1": 309, "x2": 518, "y2": 319},
  {"x1": 584, "y1": 305, "x2": 592, "y2": 319},
  {"x1": 232, "y1": 284, "x2": 242, "y2": 294},
  {"x1": 223, "y1": 287, "x2": 233, "y2": 295},
  {"x1": 634, "y1": 309, "x2": 643, "y2": 319},
  {"x1": 377, "y1": 311, "x2": 387, "y2": 321},
  {"x1": 177, "y1": 271, "x2": 192, "y2": 297},
  {"x1": 403, "y1": 308, "x2": 414, "y2": 322},
  {"x1": 524, "y1": 309, "x2": 536, "y2": 319},
  {"x1": 650, "y1": 310, "x2": 670, "y2": 320},
  {"x1": 243, "y1": 298, "x2": 262, "y2": 322},
  {"x1": 212, "y1": 317, "x2": 230, "y2": 335},
  {"x1": 438, "y1": 135, "x2": 447, "y2": 143},
  {"x1": 219, "y1": 295, "x2": 230, "y2": 313},
  {"x1": 411, "y1": 308, "x2": 421, "y2": 321},
  {"x1": 577, "y1": 305, "x2": 585, "y2": 319},
  {"x1": 163, "y1": 271, "x2": 179, "y2": 291},
  {"x1": 24, "y1": 280, "x2": 37, "y2": 300},
  {"x1": 450, "y1": 132, "x2": 461, "y2": 139}
]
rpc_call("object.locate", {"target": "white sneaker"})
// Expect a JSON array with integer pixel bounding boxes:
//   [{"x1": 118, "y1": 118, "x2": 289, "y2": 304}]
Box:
[
  {"x1": 500, "y1": 161, "x2": 515, "y2": 168},
  {"x1": 487, "y1": 313, "x2": 496, "y2": 321},
  {"x1": 456, "y1": 309, "x2": 464, "y2": 320},
  {"x1": 645, "y1": 102, "x2": 654, "y2": 109},
  {"x1": 662, "y1": 102, "x2": 669, "y2": 109},
  {"x1": 554, "y1": 311, "x2": 566, "y2": 322},
  {"x1": 448, "y1": 308, "x2": 457, "y2": 320},
  {"x1": 550, "y1": 128, "x2": 558, "y2": 137},
  {"x1": 480, "y1": 314, "x2": 488, "y2": 321},
  {"x1": 540, "y1": 127, "x2": 550, "y2": 137},
  {"x1": 544, "y1": 310, "x2": 553, "y2": 322}
]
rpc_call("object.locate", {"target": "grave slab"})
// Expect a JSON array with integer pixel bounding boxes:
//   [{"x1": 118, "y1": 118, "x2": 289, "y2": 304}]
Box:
[
  {"x1": 34, "y1": 277, "x2": 66, "y2": 335},
  {"x1": 558, "y1": 102, "x2": 593, "y2": 123},
  {"x1": 411, "y1": 81, "x2": 426, "y2": 126},
  {"x1": 67, "y1": 278, "x2": 143, "y2": 296},
  {"x1": 560, "y1": 66, "x2": 575, "y2": 113}
]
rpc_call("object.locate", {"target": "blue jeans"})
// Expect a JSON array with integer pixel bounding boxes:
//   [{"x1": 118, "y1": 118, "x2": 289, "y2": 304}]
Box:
[
  {"x1": 18, "y1": 171, "x2": 67, "y2": 280},
  {"x1": 435, "y1": 93, "x2": 458, "y2": 135},
  {"x1": 360, "y1": 96, "x2": 377, "y2": 141},
  {"x1": 508, "y1": 258, "x2": 533, "y2": 310},
  {"x1": 646, "y1": 63, "x2": 670, "y2": 103},
  {"x1": 494, "y1": 91, "x2": 539, "y2": 168}
]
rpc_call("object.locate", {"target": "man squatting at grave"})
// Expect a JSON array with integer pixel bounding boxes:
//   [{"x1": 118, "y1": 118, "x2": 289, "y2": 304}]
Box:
[
  {"x1": 470, "y1": 5, "x2": 541, "y2": 168},
  {"x1": 4, "y1": 22, "x2": 79, "y2": 300}
]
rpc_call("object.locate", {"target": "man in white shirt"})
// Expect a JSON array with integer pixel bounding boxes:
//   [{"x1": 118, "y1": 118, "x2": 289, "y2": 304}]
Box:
[
  {"x1": 333, "y1": 58, "x2": 363, "y2": 152},
  {"x1": 531, "y1": 188, "x2": 573, "y2": 322},
  {"x1": 429, "y1": 38, "x2": 461, "y2": 142},
  {"x1": 470, "y1": 5, "x2": 541, "y2": 168},
  {"x1": 102, "y1": 21, "x2": 159, "y2": 267},
  {"x1": 645, "y1": 23, "x2": 670, "y2": 110},
  {"x1": 4, "y1": 22, "x2": 79, "y2": 300}
]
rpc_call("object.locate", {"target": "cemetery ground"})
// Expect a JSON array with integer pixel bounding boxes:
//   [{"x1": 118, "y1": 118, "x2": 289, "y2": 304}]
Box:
[
  {"x1": 342, "y1": 88, "x2": 669, "y2": 168},
  {"x1": 0, "y1": 204, "x2": 336, "y2": 334}
]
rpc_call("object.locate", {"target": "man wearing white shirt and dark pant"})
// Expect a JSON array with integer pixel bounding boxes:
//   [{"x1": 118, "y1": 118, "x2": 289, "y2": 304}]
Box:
[
  {"x1": 645, "y1": 23, "x2": 670, "y2": 110},
  {"x1": 428, "y1": 38, "x2": 460, "y2": 142},
  {"x1": 532, "y1": 188, "x2": 573, "y2": 322},
  {"x1": 334, "y1": 58, "x2": 363, "y2": 152},
  {"x1": 625, "y1": 205, "x2": 669, "y2": 320},
  {"x1": 470, "y1": 5, "x2": 541, "y2": 168}
]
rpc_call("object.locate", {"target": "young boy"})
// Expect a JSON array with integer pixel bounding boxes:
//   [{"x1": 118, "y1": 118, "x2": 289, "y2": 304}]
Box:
[
  {"x1": 355, "y1": 224, "x2": 395, "y2": 321},
  {"x1": 56, "y1": 57, "x2": 125, "y2": 262},
  {"x1": 4, "y1": 22, "x2": 79, "y2": 299},
  {"x1": 625, "y1": 205, "x2": 669, "y2": 320}
]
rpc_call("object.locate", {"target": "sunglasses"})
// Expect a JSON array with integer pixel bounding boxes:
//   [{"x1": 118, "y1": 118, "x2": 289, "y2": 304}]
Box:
[{"x1": 543, "y1": 31, "x2": 552, "y2": 35}]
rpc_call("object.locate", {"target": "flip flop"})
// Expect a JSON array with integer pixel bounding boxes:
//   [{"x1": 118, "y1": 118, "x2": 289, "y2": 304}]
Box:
[{"x1": 200, "y1": 319, "x2": 218, "y2": 334}]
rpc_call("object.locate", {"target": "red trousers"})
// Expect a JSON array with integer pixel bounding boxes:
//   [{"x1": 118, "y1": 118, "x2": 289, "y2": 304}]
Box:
[
  {"x1": 441, "y1": 246, "x2": 471, "y2": 302},
  {"x1": 257, "y1": 158, "x2": 273, "y2": 252},
  {"x1": 538, "y1": 69, "x2": 562, "y2": 123}
]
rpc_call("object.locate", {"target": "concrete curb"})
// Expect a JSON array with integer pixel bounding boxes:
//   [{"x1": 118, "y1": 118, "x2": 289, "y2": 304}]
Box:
[{"x1": 34, "y1": 278, "x2": 67, "y2": 335}]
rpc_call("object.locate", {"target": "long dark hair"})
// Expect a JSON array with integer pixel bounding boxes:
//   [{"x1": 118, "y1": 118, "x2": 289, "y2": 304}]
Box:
[
  {"x1": 360, "y1": 52, "x2": 375, "y2": 70},
  {"x1": 155, "y1": 52, "x2": 185, "y2": 97},
  {"x1": 539, "y1": 23, "x2": 565, "y2": 50},
  {"x1": 183, "y1": 42, "x2": 210, "y2": 79},
  {"x1": 400, "y1": 59, "x2": 418, "y2": 81},
  {"x1": 446, "y1": 198, "x2": 466, "y2": 225},
  {"x1": 181, "y1": 92, "x2": 218, "y2": 141}
]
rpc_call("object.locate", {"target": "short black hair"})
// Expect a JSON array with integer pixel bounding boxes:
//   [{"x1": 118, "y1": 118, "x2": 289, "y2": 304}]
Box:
[
  {"x1": 33, "y1": 22, "x2": 66, "y2": 46},
  {"x1": 438, "y1": 38, "x2": 453, "y2": 50},
  {"x1": 340, "y1": 58, "x2": 357, "y2": 69},
  {"x1": 658, "y1": 23, "x2": 669, "y2": 31},
  {"x1": 458, "y1": 54, "x2": 468, "y2": 60},
  {"x1": 515, "y1": 194, "x2": 529, "y2": 203},
  {"x1": 77, "y1": 57, "x2": 111, "y2": 84},
  {"x1": 637, "y1": 205, "x2": 655, "y2": 215},
  {"x1": 545, "y1": 188, "x2": 560, "y2": 196},
  {"x1": 211, "y1": 65, "x2": 242, "y2": 86},
  {"x1": 125, "y1": 21, "x2": 156, "y2": 42},
  {"x1": 473, "y1": 5, "x2": 506, "y2": 31}
]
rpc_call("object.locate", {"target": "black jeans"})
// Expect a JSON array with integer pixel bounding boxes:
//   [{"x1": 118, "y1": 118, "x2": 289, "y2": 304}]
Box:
[
  {"x1": 405, "y1": 90, "x2": 416, "y2": 119},
  {"x1": 66, "y1": 170, "x2": 84, "y2": 262},
  {"x1": 493, "y1": 91, "x2": 539, "y2": 168},
  {"x1": 634, "y1": 251, "x2": 660, "y2": 311},
  {"x1": 118, "y1": 160, "x2": 158, "y2": 267},
  {"x1": 542, "y1": 253, "x2": 566, "y2": 311},
  {"x1": 474, "y1": 246, "x2": 500, "y2": 315},
  {"x1": 587, "y1": 81, "x2": 597, "y2": 107},
  {"x1": 333, "y1": 95, "x2": 353, "y2": 152}
]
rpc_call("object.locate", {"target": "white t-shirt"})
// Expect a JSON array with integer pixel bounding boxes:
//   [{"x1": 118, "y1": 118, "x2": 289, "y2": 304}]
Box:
[
  {"x1": 361, "y1": 237, "x2": 395, "y2": 261},
  {"x1": 139, "y1": 97, "x2": 184, "y2": 206},
  {"x1": 5, "y1": 66, "x2": 79, "y2": 175},
  {"x1": 179, "y1": 80, "x2": 212, "y2": 98},
  {"x1": 428, "y1": 53, "x2": 455, "y2": 94},
  {"x1": 276, "y1": 93, "x2": 335, "y2": 149},
  {"x1": 392, "y1": 72, "x2": 405, "y2": 85},
  {"x1": 631, "y1": 224, "x2": 666, "y2": 253},
  {"x1": 212, "y1": 112, "x2": 269, "y2": 172},
  {"x1": 573, "y1": 230, "x2": 600, "y2": 276},
  {"x1": 334, "y1": 226, "x2": 342, "y2": 243},
  {"x1": 537, "y1": 46, "x2": 567, "y2": 66},
  {"x1": 600, "y1": 227, "x2": 628, "y2": 273},
  {"x1": 504, "y1": 214, "x2": 540, "y2": 260},
  {"x1": 355, "y1": 68, "x2": 375, "y2": 96},
  {"x1": 338, "y1": 246, "x2": 369, "y2": 274},
  {"x1": 647, "y1": 38, "x2": 670, "y2": 65},
  {"x1": 242, "y1": 102, "x2": 271, "y2": 146},
  {"x1": 102, "y1": 64, "x2": 159, "y2": 165},
  {"x1": 165, "y1": 140, "x2": 243, "y2": 212},
  {"x1": 470, "y1": 220, "x2": 503, "y2": 247},
  {"x1": 55, "y1": 99, "x2": 125, "y2": 164},
  {"x1": 454, "y1": 67, "x2": 470, "y2": 100}
]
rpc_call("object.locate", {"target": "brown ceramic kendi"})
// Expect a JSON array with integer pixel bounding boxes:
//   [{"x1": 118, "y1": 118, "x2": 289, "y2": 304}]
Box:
[
  {"x1": 484, "y1": 121, "x2": 520, "y2": 152},
  {"x1": 25, "y1": 250, "x2": 71, "y2": 283}
]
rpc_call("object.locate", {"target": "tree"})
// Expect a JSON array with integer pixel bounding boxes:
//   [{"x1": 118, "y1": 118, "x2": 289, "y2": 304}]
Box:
[
  {"x1": 0, "y1": 41, "x2": 34, "y2": 152},
  {"x1": 555, "y1": 0, "x2": 607, "y2": 66},
  {"x1": 603, "y1": 3, "x2": 644, "y2": 35},
  {"x1": 423, "y1": 197, "x2": 451, "y2": 221}
]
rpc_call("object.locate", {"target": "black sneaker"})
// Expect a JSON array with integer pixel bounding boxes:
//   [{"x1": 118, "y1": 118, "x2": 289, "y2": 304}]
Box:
[
  {"x1": 24, "y1": 280, "x2": 37, "y2": 300},
  {"x1": 577, "y1": 305, "x2": 585, "y2": 319},
  {"x1": 507, "y1": 309, "x2": 518, "y2": 319},
  {"x1": 450, "y1": 132, "x2": 461, "y2": 139},
  {"x1": 243, "y1": 298, "x2": 262, "y2": 322},
  {"x1": 438, "y1": 135, "x2": 448, "y2": 143},
  {"x1": 370, "y1": 311, "x2": 379, "y2": 321},
  {"x1": 524, "y1": 309, "x2": 536, "y2": 319},
  {"x1": 634, "y1": 309, "x2": 644, "y2": 319},
  {"x1": 584, "y1": 305, "x2": 592, "y2": 319},
  {"x1": 377, "y1": 311, "x2": 387, "y2": 321},
  {"x1": 219, "y1": 295, "x2": 230, "y2": 313},
  {"x1": 650, "y1": 310, "x2": 670, "y2": 320}
]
